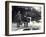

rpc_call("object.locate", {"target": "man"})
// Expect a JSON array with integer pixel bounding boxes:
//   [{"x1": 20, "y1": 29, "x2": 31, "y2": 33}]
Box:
[
  {"x1": 24, "y1": 12, "x2": 29, "y2": 27},
  {"x1": 16, "y1": 11, "x2": 22, "y2": 27}
]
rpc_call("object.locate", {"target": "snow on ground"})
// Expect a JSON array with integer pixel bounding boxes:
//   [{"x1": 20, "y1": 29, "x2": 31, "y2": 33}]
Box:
[{"x1": 12, "y1": 20, "x2": 41, "y2": 31}]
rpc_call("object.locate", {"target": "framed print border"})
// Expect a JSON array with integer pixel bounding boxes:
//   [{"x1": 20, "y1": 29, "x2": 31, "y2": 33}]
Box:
[{"x1": 5, "y1": 1, "x2": 45, "y2": 36}]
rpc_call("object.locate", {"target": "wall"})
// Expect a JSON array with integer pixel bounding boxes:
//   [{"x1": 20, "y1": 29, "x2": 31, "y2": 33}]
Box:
[{"x1": 0, "y1": 0, "x2": 46, "y2": 37}]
